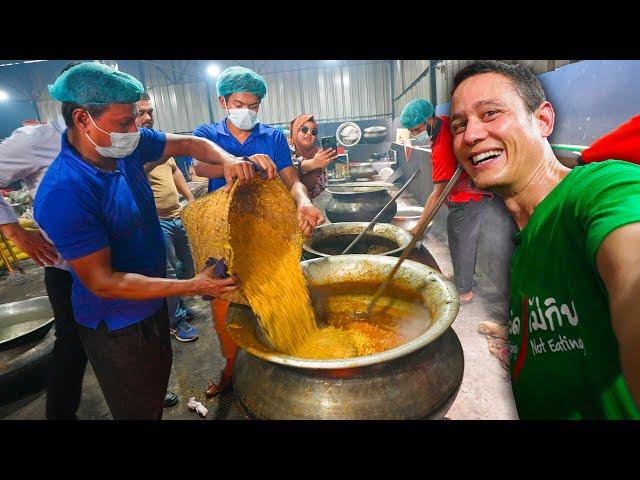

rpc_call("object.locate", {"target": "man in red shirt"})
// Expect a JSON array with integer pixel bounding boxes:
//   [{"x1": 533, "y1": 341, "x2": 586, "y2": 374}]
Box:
[
  {"x1": 401, "y1": 99, "x2": 491, "y2": 303},
  {"x1": 579, "y1": 114, "x2": 640, "y2": 166}
]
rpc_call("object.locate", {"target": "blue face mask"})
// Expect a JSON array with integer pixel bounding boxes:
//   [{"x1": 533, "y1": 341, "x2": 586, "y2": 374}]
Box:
[
  {"x1": 412, "y1": 130, "x2": 430, "y2": 145},
  {"x1": 224, "y1": 98, "x2": 259, "y2": 131}
]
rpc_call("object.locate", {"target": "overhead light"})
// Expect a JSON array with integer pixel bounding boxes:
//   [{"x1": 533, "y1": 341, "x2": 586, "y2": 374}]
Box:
[
  {"x1": 0, "y1": 90, "x2": 9, "y2": 101},
  {"x1": 207, "y1": 64, "x2": 221, "y2": 77},
  {"x1": 98, "y1": 60, "x2": 119, "y2": 71},
  {"x1": 0, "y1": 60, "x2": 49, "y2": 68}
]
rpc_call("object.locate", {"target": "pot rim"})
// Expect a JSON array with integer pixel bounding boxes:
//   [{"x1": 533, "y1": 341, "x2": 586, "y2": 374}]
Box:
[
  {"x1": 394, "y1": 206, "x2": 426, "y2": 220},
  {"x1": 326, "y1": 186, "x2": 388, "y2": 195},
  {"x1": 303, "y1": 222, "x2": 412, "y2": 258},
  {"x1": 234, "y1": 255, "x2": 460, "y2": 369},
  {"x1": 363, "y1": 126, "x2": 387, "y2": 133},
  {"x1": 0, "y1": 296, "x2": 54, "y2": 347}
]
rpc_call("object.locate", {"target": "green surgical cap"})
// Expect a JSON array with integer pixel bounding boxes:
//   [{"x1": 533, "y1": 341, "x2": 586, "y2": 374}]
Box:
[
  {"x1": 216, "y1": 66, "x2": 267, "y2": 100},
  {"x1": 400, "y1": 99, "x2": 434, "y2": 129},
  {"x1": 48, "y1": 62, "x2": 144, "y2": 104}
]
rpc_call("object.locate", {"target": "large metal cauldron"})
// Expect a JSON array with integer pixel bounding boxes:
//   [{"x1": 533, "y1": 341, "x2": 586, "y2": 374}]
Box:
[
  {"x1": 1, "y1": 297, "x2": 55, "y2": 403},
  {"x1": 302, "y1": 222, "x2": 442, "y2": 273},
  {"x1": 228, "y1": 255, "x2": 463, "y2": 419},
  {"x1": 325, "y1": 186, "x2": 397, "y2": 223},
  {"x1": 0, "y1": 297, "x2": 54, "y2": 351},
  {"x1": 303, "y1": 222, "x2": 412, "y2": 259}
]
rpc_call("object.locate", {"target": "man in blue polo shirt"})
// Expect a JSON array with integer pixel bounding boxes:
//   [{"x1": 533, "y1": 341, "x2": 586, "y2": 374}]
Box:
[
  {"x1": 33, "y1": 62, "x2": 266, "y2": 420},
  {"x1": 192, "y1": 66, "x2": 325, "y2": 397}
]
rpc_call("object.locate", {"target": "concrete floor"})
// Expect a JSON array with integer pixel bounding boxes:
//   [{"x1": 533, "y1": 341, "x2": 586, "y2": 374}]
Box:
[
  {"x1": 422, "y1": 234, "x2": 518, "y2": 419},
  {"x1": 0, "y1": 230, "x2": 518, "y2": 420},
  {"x1": 0, "y1": 261, "x2": 249, "y2": 420}
]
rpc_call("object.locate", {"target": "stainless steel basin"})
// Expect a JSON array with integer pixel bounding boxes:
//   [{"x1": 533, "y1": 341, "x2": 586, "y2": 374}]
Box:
[{"x1": 0, "y1": 297, "x2": 54, "y2": 350}]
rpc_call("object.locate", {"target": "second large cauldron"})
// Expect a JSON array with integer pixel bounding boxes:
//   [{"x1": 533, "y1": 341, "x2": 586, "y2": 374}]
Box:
[
  {"x1": 303, "y1": 222, "x2": 413, "y2": 258},
  {"x1": 325, "y1": 185, "x2": 396, "y2": 223}
]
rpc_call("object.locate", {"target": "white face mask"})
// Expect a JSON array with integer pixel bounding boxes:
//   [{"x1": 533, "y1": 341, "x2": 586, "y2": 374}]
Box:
[
  {"x1": 412, "y1": 129, "x2": 430, "y2": 145},
  {"x1": 85, "y1": 113, "x2": 141, "y2": 158},
  {"x1": 224, "y1": 98, "x2": 259, "y2": 131}
]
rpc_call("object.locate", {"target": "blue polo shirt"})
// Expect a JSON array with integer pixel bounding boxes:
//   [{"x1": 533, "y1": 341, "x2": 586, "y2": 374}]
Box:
[
  {"x1": 193, "y1": 119, "x2": 292, "y2": 192},
  {"x1": 34, "y1": 128, "x2": 167, "y2": 331}
]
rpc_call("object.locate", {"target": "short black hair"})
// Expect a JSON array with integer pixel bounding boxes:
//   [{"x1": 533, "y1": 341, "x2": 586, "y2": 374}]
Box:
[
  {"x1": 59, "y1": 60, "x2": 87, "y2": 76},
  {"x1": 139, "y1": 92, "x2": 150, "y2": 101},
  {"x1": 61, "y1": 103, "x2": 110, "y2": 128},
  {"x1": 451, "y1": 60, "x2": 546, "y2": 114},
  {"x1": 58, "y1": 61, "x2": 111, "y2": 128},
  {"x1": 223, "y1": 93, "x2": 260, "y2": 104}
]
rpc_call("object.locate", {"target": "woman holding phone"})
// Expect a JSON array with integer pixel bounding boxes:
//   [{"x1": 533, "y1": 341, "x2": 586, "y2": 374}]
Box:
[{"x1": 288, "y1": 114, "x2": 338, "y2": 198}]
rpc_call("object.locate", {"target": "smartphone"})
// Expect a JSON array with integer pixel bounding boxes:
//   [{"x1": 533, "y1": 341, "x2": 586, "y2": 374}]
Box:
[{"x1": 320, "y1": 136, "x2": 338, "y2": 151}]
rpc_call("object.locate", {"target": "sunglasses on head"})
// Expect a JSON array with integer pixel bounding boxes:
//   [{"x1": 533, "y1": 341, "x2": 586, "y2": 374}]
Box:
[{"x1": 299, "y1": 126, "x2": 318, "y2": 136}]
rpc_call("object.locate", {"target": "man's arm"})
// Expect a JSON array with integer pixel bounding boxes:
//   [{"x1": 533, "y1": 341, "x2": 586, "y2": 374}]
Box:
[
  {"x1": 279, "y1": 166, "x2": 324, "y2": 237},
  {"x1": 162, "y1": 134, "x2": 254, "y2": 192},
  {"x1": 69, "y1": 247, "x2": 239, "y2": 300},
  {"x1": 410, "y1": 182, "x2": 447, "y2": 237},
  {"x1": 193, "y1": 153, "x2": 277, "y2": 184},
  {"x1": 172, "y1": 164, "x2": 195, "y2": 203},
  {"x1": 0, "y1": 128, "x2": 59, "y2": 266},
  {"x1": 143, "y1": 158, "x2": 166, "y2": 175},
  {"x1": 193, "y1": 160, "x2": 224, "y2": 179},
  {"x1": 596, "y1": 222, "x2": 640, "y2": 408},
  {"x1": 0, "y1": 223, "x2": 59, "y2": 267}
]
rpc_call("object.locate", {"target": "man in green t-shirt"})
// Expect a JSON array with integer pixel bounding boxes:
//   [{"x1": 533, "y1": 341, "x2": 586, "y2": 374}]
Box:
[{"x1": 448, "y1": 60, "x2": 640, "y2": 419}]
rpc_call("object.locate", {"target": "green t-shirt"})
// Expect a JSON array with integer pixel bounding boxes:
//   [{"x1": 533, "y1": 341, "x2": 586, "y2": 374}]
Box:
[{"x1": 509, "y1": 160, "x2": 640, "y2": 420}]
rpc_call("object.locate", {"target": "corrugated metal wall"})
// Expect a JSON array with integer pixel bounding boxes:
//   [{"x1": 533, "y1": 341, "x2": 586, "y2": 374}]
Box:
[
  {"x1": 393, "y1": 60, "x2": 578, "y2": 113},
  {"x1": 24, "y1": 59, "x2": 577, "y2": 130},
  {"x1": 32, "y1": 60, "x2": 392, "y2": 133}
]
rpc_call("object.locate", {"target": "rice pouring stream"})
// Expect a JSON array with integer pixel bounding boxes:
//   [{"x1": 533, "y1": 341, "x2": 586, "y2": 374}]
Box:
[{"x1": 183, "y1": 176, "x2": 412, "y2": 359}]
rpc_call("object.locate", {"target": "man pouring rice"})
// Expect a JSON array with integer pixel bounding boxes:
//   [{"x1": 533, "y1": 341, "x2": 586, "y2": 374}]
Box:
[
  {"x1": 191, "y1": 66, "x2": 325, "y2": 397},
  {"x1": 33, "y1": 62, "x2": 267, "y2": 419}
]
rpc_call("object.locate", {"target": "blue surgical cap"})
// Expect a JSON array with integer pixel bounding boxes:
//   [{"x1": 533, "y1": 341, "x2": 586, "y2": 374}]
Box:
[
  {"x1": 216, "y1": 66, "x2": 267, "y2": 100},
  {"x1": 48, "y1": 62, "x2": 144, "y2": 104},
  {"x1": 400, "y1": 99, "x2": 434, "y2": 129},
  {"x1": 276, "y1": 126, "x2": 290, "y2": 137}
]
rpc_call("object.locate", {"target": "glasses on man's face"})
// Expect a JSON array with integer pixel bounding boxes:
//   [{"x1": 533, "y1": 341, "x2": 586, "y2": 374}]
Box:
[{"x1": 299, "y1": 126, "x2": 318, "y2": 136}]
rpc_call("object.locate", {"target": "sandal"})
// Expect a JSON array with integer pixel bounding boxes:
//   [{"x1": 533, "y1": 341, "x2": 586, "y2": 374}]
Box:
[
  {"x1": 460, "y1": 292, "x2": 474, "y2": 305},
  {"x1": 205, "y1": 374, "x2": 233, "y2": 398}
]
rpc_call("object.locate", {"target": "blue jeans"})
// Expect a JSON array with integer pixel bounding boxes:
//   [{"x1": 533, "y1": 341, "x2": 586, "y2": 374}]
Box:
[{"x1": 159, "y1": 217, "x2": 195, "y2": 328}]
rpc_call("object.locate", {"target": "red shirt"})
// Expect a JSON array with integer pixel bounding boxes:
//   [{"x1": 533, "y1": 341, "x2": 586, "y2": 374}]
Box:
[
  {"x1": 581, "y1": 115, "x2": 640, "y2": 165},
  {"x1": 431, "y1": 115, "x2": 490, "y2": 203}
]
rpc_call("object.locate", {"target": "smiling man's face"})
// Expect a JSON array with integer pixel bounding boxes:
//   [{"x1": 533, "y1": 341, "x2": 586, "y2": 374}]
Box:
[{"x1": 450, "y1": 72, "x2": 551, "y2": 194}]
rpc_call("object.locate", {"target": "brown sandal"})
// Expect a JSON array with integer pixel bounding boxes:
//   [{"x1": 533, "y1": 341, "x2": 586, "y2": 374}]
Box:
[{"x1": 205, "y1": 374, "x2": 233, "y2": 398}]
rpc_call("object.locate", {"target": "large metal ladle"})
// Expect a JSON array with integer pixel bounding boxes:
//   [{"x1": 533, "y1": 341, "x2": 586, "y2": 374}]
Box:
[{"x1": 359, "y1": 166, "x2": 464, "y2": 318}]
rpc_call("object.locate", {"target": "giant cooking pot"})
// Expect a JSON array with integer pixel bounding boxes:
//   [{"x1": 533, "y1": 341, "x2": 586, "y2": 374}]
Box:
[
  {"x1": 228, "y1": 255, "x2": 463, "y2": 419},
  {"x1": 325, "y1": 185, "x2": 397, "y2": 223},
  {"x1": 303, "y1": 222, "x2": 412, "y2": 259},
  {"x1": 0, "y1": 297, "x2": 56, "y2": 403},
  {"x1": 0, "y1": 296, "x2": 54, "y2": 351}
]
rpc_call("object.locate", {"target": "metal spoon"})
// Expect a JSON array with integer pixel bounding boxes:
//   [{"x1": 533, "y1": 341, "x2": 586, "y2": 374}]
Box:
[{"x1": 359, "y1": 166, "x2": 464, "y2": 318}]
